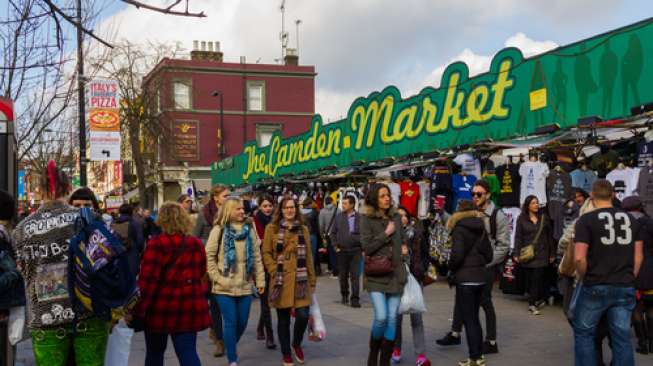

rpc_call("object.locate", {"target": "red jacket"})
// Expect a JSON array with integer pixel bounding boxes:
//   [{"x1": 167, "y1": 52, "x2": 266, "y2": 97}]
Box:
[{"x1": 135, "y1": 233, "x2": 211, "y2": 334}]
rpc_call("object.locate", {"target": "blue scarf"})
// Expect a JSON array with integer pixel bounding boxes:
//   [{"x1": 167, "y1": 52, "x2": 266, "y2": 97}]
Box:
[{"x1": 223, "y1": 223, "x2": 254, "y2": 275}]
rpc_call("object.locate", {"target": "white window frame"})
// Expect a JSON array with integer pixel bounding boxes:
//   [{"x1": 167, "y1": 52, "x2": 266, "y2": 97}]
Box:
[
  {"x1": 173, "y1": 80, "x2": 191, "y2": 110},
  {"x1": 256, "y1": 123, "x2": 281, "y2": 147},
  {"x1": 247, "y1": 81, "x2": 265, "y2": 112}
]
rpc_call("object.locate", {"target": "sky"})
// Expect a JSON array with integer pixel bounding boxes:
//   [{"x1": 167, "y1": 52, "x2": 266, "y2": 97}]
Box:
[{"x1": 93, "y1": 0, "x2": 653, "y2": 122}]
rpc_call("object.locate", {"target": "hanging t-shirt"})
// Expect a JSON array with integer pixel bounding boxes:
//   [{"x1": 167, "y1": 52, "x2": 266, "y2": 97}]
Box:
[
  {"x1": 483, "y1": 173, "x2": 501, "y2": 205},
  {"x1": 417, "y1": 181, "x2": 431, "y2": 219},
  {"x1": 399, "y1": 181, "x2": 420, "y2": 217},
  {"x1": 496, "y1": 164, "x2": 521, "y2": 208},
  {"x1": 637, "y1": 168, "x2": 653, "y2": 217},
  {"x1": 637, "y1": 140, "x2": 653, "y2": 168},
  {"x1": 453, "y1": 153, "x2": 482, "y2": 178},
  {"x1": 519, "y1": 161, "x2": 550, "y2": 206},
  {"x1": 546, "y1": 170, "x2": 573, "y2": 241},
  {"x1": 452, "y1": 174, "x2": 477, "y2": 210},
  {"x1": 570, "y1": 168, "x2": 597, "y2": 193},
  {"x1": 501, "y1": 207, "x2": 521, "y2": 250},
  {"x1": 606, "y1": 167, "x2": 639, "y2": 201},
  {"x1": 387, "y1": 182, "x2": 401, "y2": 208}
]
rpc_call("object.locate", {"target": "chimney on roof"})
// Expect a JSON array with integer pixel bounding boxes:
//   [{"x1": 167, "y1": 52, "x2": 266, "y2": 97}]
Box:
[
  {"x1": 191, "y1": 40, "x2": 223, "y2": 62},
  {"x1": 284, "y1": 48, "x2": 298, "y2": 66}
]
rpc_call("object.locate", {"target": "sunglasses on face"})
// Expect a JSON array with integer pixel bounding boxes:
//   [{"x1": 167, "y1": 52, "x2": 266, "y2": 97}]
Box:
[
  {"x1": 73, "y1": 203, "x2": 93, "y2": 208},
  {"x1": 472, "y1": 192, "x2": 486, "y2": 198}
]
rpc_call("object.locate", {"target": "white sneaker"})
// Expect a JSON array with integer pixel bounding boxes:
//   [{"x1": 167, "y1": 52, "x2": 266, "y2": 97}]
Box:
[{"x1": 529, "y1": 305, "x2": 541, "y2": 315}]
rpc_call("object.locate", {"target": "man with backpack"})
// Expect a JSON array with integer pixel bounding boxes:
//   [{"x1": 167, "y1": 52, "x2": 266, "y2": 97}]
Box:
[
  {"x1": 114, "y1": 203, "x2": 146, "y2": 278},
  {"x1": 437, "y1": 179, "x2": 510, "y2": 355}
]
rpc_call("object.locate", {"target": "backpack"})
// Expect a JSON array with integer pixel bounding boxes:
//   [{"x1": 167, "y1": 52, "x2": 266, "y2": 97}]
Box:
[{"x1": 68, "y1": 214, "x2": 139, "y2": 323}]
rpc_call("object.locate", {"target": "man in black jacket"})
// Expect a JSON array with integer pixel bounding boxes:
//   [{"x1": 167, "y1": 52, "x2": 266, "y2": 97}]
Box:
[{"x1": 330, "y1": 195, "x2": 362, "y2": 308}]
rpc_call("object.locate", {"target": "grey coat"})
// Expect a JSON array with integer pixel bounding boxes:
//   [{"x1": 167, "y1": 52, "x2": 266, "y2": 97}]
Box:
[
  {"x1": 481, "y1": 202, "x2": 510, "y2": 267},
  {"x1": 360, "y1": 205, "x2": 407, "y2": 295},
  {"x1": 318, "y1": 204, "x2": 340, "y2": 237}
]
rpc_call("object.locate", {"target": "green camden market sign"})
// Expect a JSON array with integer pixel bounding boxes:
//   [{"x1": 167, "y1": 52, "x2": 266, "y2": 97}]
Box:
[{"x1": 213, "y1": 18, "x2": 653, "y2": 186}]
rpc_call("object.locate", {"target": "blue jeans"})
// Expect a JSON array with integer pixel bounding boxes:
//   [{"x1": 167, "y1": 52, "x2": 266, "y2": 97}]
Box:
[
  {"x1": 216, "y1": 294, "x2": 253, "y2": 363},
  {"x1": 209, "y1": 296, "x2": 223, "y2": 339},
  {"x1": 144, "y1": 332, "x2": 200, "y2": 366},
  {"x1": 369, "y1": 291, "x2": 401, "y2": 341},
  {"x1": 573, "y1": 284, "x2": 636, "y2": 366},
  {"x1": 310, "y1": 234, "x2": 320, "y2": 273}
]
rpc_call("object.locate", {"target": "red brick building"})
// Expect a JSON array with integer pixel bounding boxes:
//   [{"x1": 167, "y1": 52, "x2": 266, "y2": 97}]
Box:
[{"x1": 135, "y1": 42, "x2": 316, "y2": 207}]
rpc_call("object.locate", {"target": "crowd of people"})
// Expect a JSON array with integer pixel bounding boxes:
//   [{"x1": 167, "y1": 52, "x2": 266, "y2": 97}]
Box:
[{"x1": 0, "y1": 160, "x2": 652, "y2": 366}]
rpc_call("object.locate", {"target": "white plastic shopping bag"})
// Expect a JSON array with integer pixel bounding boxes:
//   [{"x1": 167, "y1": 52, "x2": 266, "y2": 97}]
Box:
[
  {"x1": 308, "y1": 293, "x2": 326, "y2": 341},
  {"x1": 104, "y1": 319, "x2": 134, "y2": 366},
  {"x1": 8, "y1": 306, "x2": 26, "y2": 346},
  {"x1": 399, "y1": 265, "x2": 427, "y2": 314}
]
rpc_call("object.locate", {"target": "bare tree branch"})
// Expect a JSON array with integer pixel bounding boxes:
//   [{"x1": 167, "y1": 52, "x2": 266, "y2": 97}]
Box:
[
  {"x1": 120, "y1": 0, "x2": 206, "y2": 18},
  {"x1": 41, "y1": 0, "x2": 114, "y2": 48}
]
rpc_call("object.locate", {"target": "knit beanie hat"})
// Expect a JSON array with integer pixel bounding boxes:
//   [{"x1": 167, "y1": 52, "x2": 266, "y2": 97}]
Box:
[{"x1": 0, "y1": 189, "x2": 15, "y2": 221}]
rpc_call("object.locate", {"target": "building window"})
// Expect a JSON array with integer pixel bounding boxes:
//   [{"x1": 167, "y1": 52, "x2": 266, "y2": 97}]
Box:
[
  {"x1": 256, "y1": 124, "x2": 281, "y2": 147},
  {"x1": 247, "y1": 81, "x2": 265, "y2": 111},
  {"x1": 173, "y1": 80, "x2": 191, "y2": 109}
]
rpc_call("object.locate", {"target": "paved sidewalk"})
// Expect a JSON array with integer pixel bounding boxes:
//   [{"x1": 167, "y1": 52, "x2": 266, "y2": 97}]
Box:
[{"x1": 16, "y1": 275, "x2": 649, "y2": 365}]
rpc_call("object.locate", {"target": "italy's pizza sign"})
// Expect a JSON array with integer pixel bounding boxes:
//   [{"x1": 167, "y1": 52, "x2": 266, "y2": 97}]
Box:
[{"x1": 88, "y1": 79, "x2": 121, "y2": 161}]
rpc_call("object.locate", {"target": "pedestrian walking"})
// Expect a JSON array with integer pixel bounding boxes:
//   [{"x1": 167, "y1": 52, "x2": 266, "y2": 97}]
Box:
[
  {"x1": 514, "y1": 195, "x2": 556, "y2": 315},
  {"x1": 621, "y1": 196, "x2": 653, "y2": 355},
  {"x1": 206, "y1": 197, "x2": 266, "y2": 366},
  {"x1": 0, "y1": 190, "x2": 25, "y2": 366},
  {"x1": 113, "y1": 203, "x2": 146, "y2": 278},
  {"x1": 436, "y1": 180, "x2": 509, "y2": 354},
  {"x1": 262, "y1": 197, "x2": 317, "y2": 366},
  {"x1": 132, "y1": 202, "x2": 211, "y2": 366},
  {"x1": 392, "y1": 207, "x2": 431, "y2": 366},
  {"x1": 319, "y1": 196, "x2": 340, "y2": 277},
  {"x1": 360, "y1": 183, "x2": 408, "y2": 366},
  {"x1": 302, "y1": 197, "x2": 322, "y2": 276},
  {"x1": 12, "y1": 161, "x2": 110, "y2": 365},
  {"x1": 178, "y1": 193, "x2": 198, "y2": 227},
  {"x1": 572, "y1": 180, "x2": 644, "y2": 365},
  {"x1": 448, "y1": 200, "x2": 493, "y2": 366},
  {"x1": 330, "y1": 195, "x2": 362, "y2": 307},
  {"x1": 253, "y1": 194, "x2": 278, "y2": 349},
  {"x1": 193, "y1": 184, "x2": 231, "y2": 357}
]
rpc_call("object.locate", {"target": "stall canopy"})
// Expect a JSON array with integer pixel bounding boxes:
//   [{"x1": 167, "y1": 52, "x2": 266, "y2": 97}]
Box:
[{"x1": 212, "y1": 17, "x2": 653, "y2": 187}]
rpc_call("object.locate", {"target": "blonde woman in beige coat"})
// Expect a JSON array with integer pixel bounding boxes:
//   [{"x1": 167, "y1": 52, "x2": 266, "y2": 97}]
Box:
[{"x1": 206, "y1": 197, "x2": 265, "y2": 366}]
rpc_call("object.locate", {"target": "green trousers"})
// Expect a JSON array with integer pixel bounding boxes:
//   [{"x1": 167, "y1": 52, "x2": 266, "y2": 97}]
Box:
[{"x1": 30, "y1": 318, "x2": 109, "y2": 366}]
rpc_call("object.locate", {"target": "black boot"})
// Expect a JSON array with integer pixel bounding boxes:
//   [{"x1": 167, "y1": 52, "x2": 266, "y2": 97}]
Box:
[
  {"x1": 367, "y1": 337, "x2": 382, "y2": 366},
  {"x1": 634, "y1": 321, "x2": 649, "y2": 354},
  {"x1": 379, "y1": 338, "x2": 395, "y2": 366}
]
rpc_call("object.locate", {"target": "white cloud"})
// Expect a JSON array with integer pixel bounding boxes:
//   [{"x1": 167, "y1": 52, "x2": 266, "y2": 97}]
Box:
[{"x1": 93, "y1": 0, "x2": 617, "y2": 121}]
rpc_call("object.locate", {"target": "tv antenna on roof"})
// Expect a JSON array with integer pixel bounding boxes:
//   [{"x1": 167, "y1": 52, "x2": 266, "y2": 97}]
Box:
[{"x1": 279, "y1": 0, "x2": 289, "y2": 63}]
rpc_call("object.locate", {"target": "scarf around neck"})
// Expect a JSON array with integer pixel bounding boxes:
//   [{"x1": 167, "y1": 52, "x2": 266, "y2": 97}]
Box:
[
  {"x1": 223, "y1": 223, "x2": 253, "y2": 275},
  {"x1": 255, "y1": 210, "x2": 272, "y2": 229},
  {"x1": 269, "y1": 220, "x2": 308, "y2": 302}
]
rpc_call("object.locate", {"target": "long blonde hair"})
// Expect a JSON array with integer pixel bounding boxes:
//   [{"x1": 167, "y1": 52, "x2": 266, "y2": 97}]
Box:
[{"x1": 213, "y1": 197, "x2": 243, "y2": 227}]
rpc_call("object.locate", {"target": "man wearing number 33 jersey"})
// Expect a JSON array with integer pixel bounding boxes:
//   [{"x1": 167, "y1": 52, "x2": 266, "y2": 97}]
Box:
[{"x1": 572, "y1": 179, "x2": 644, "y2": 366}]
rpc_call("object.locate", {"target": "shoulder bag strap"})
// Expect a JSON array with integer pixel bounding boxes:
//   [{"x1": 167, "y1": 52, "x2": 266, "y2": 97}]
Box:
[{"x1": 532, "y1": 217, "x2": 545, "y2": 246}]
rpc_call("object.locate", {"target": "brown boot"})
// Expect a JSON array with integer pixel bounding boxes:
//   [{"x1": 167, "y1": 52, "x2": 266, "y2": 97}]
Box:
[
  {"x1": 367, "y1": 337, "x2": 382, "y2": 366},
  {"x1": 213, "y1": 339, "x2": 225, "y2": 357},
  {"x1": 379, "y1": 338, "x2": 395, "y2": 366}
]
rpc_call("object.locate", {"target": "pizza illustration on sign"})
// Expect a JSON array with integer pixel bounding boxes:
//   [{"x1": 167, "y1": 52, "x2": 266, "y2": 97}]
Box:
[{"x1": 89, "y1": 109, "x2": 120, "y2": 131}]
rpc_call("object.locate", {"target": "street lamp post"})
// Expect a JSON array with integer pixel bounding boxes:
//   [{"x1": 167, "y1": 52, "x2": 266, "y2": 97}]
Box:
[{"x1": 212, "y1": 91, "x2": 225, "y2": 158}]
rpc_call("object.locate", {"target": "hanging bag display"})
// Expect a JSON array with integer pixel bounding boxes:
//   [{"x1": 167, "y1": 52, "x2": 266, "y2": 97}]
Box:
[{"x1": 518, "y1": 218, "x2": 544, "y2": 263}]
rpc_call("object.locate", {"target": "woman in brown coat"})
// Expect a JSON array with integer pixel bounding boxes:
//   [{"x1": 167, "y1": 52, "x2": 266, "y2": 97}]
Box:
[{"x1": 263, "y1": 197, "x2": 317, "y2": 366}]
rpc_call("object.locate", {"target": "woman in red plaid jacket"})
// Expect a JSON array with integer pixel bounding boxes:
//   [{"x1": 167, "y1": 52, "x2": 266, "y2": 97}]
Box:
[{"x1": 133, "y1": 202, "x2": 211, "y2": 366}]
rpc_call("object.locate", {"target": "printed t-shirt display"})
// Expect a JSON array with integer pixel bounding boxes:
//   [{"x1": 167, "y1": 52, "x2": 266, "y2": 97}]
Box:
[
  {"x1": 546, "y1": 169, "x2": 573, "y2": 240},
  {"x1": 387, "y1": 182, "x2": 401, "y2": 208},
  {"x1": 606, "y1": 167, "x2": 638, "y2": 201},
  {"x1": 417, "y1": 181, "x2": 431, "y2": 219},
  {"x1": 570, "y1": 168, "x2": 597, "y2": 193},
  {"x1": 519, "y1": 161, "x2": 550, "y2": 206},
  {"x1": 501, "y1": 207, "x2": 521, "y2": 249},
  {"x1": 453, "y1": 153, "x2": 482, "y2": 178},
  {"x1": 496, "y1": 164, "x2": 521, "y2": 207},
  {"x1": 637, "y1": 140, "x2": 653, "y2": 167},
  {"x1": 452, "y1": 174, "x2": 477, "y2": 211},
  {"x1": 399, "y1": 180, "x2": 420, "y2": 218}
]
